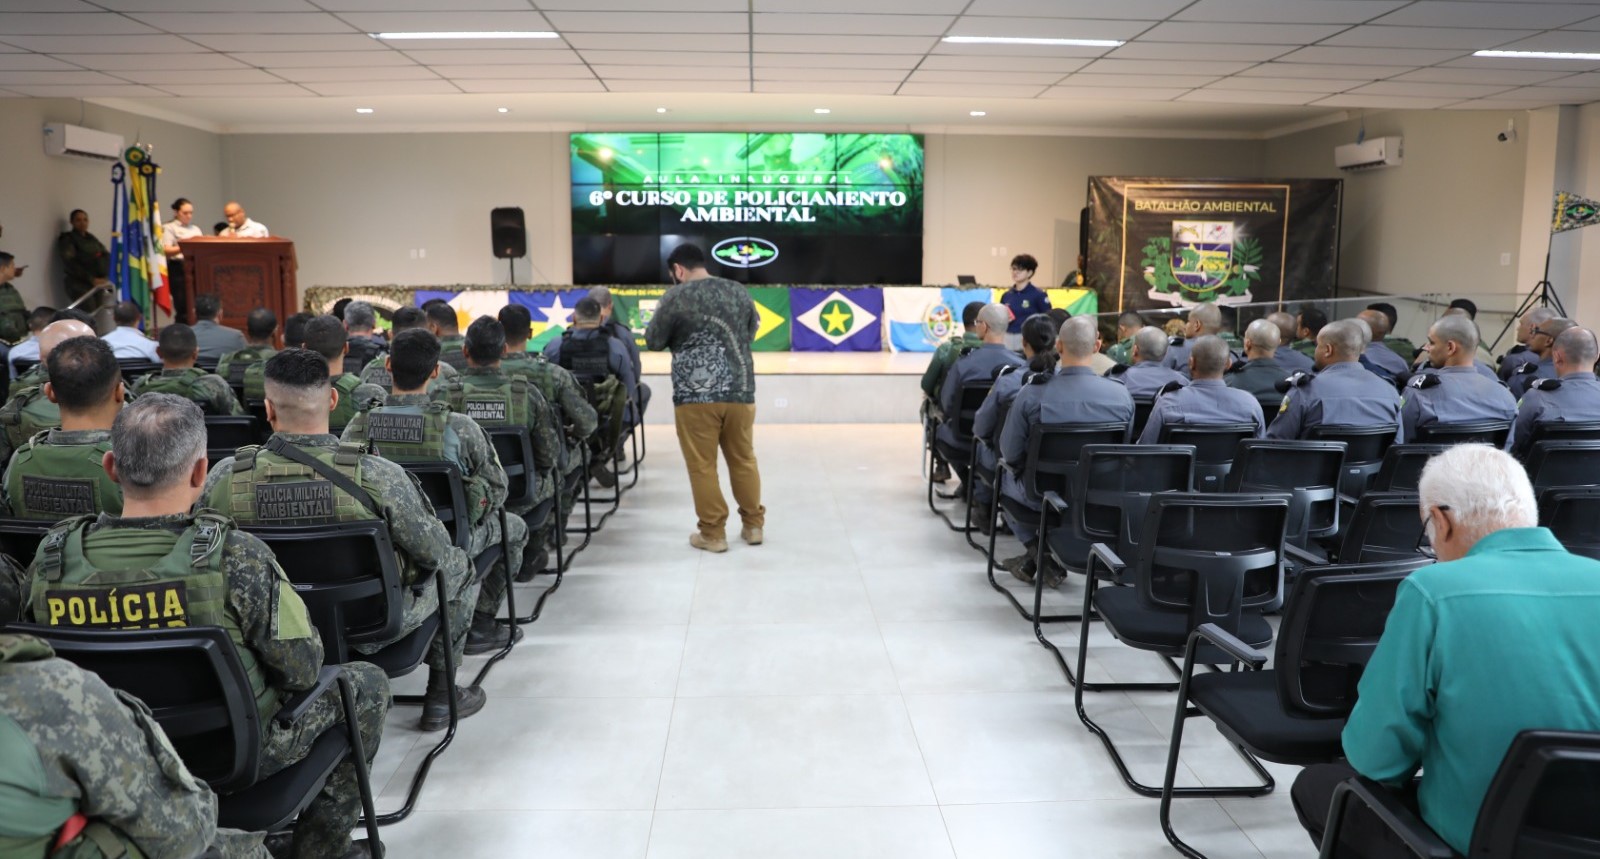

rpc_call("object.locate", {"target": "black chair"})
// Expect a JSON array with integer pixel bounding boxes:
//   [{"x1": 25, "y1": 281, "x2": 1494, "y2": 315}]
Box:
[
  {"x1": 1539, "y1": 486, "x2": 1600, "y2": 561},
  {"x1": 963, "y1": 392, "x2": 1016, "y2": 554},
  {"x1": 1414, "y1": 419, "x2": 1512, "y2": 448},
  {"x1": 1158, "y1": 558, "x2": 1430, "y2": 858},
  {"x1": 1527, "y1": 420, "x2": 1600, "y2": 449},
  {"x1": 246, "y1": 520, "x2": 454, "y2": 827},
  {"x1": 1525, "y1": 440, "x2": 1600, "y2": 493},
  {"x1": 1370, "y1": 443, "x2": 1450, "y2": 493},
  {"x1": 1130, "y1": 396, "x2": 1156, "y2": 441},
  {"x1": 1068, "y1": 493, "x2": 1289, "y2": 796},
  {"x1": 1257, "y1": 394, "x2": 1284, "y2": 429},
  {"x1": 1310, "y1": 424, "x2": 1398, "y2": 498},
  {"x1": 1158, "y1": 423, "x2": 1256, "y2": 492},
  {"x1": 1295, "y1": 491, "x2": 1428, "y2": 569},
  {"x1": 1321, "y1": 729, "x2": 1600, "y2": 858},
  {"x1": 1224, "y1": 439, "x2": 1345, "y2": 548},
  {"x1": 204, "y1": 415, "x2": 266, "y2": 464},
  {"x1": 116, "y1": 358, "x2": 162, "y2": 384},
  {"x1": 928, "y1": 381, "x2": 991, "y2": 531},
  {"x1": 5, "y1": 623, "x2": 382, "y2": 850},
  {"x1": 985, "y1": 421, "x2": 1128, "y2": 622},
  {"x1": 0, "y1": 517, "x2": 54, "y2": 561},
  {"x1": 489, "y1": 426, "x2": 564, "y2": 628},
  {"x1": 195, "y1": 356, "x2": 220, "y2": 373}
]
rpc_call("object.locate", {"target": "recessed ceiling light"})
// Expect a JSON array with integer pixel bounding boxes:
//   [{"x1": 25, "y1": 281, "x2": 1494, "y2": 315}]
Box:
[
  {"x1": 355, "y1": 107, "x2": 374, "y2": 114},
  {"x1": 970, "y1": 110, "x2": 987, "y2": 117},
  {"x1": 942, "y1": 36, "x2": 1124, "y2": 47},
  {"x1": 814, "y1": 107, "x2": 831, "y2": 114},
  {"x1": 497, "y1": 107, "x2": 509, "y2": 113},
  {"x1": 370, "y1": 31, "x2": 559, "y2": 40},
  {"x1": 656, "y1": 107, "x2": 669, "y2": 113},
  {"x1": 1474, "y1": 49, "x2": 1600, "y2": 61}
]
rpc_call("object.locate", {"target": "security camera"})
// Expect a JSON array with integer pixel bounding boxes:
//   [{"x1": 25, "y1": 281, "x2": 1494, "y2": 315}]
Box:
[{"x1": 1498, "y1": 120, "x2": 1517, "y2": 143}]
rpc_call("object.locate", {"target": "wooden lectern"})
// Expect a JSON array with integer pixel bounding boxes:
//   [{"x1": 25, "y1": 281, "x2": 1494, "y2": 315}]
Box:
[{"x1": 176, "y1": 237, "x2": 297, "y2": 329}]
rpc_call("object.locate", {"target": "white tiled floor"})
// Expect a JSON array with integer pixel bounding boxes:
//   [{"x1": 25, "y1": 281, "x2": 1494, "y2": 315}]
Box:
[{"x1": 373, "y1": 423, "x2": 1317, "y2": 858}]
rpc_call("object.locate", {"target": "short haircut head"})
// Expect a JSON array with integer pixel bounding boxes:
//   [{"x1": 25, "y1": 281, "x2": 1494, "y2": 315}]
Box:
[
  {"x1": 171, "y1": 197, "x2": 190, "y2": 211},
  {"x1": 194, "y1": 294, "x2": 221, "y2": 320},
  {"x1": 1266, "y1": 311, "x2": 1296, "y2": 343},
  {"x1": 1319, "y1": 319, "x2": 1366, "y2": 359},
  {"x1": 301, "y1": 315, "x2": 347, "y2": 362},
  {"x1": 498, "y1": 304, "x2": 532, "y2": 341},
  {"x1": 1297, "y1": 307, "x2": 1327, "y2": 336},
  {"x1": 1555, "y1": 327, "x2": 1600, "y2": 368},
  {"x1": 263, "y1": 348, "x2": 331, "y2": 422},
  {"x1": 1133, "y1": 326, "x2": 1168, "y2": 361},
  {"x1": 574, "y1": 297, "x2": 602, "y2": 324},
  {"x1": 1366, "y1": 302, "x2": 1399, "y2": 331},
  {"x1": 112, "y1": 301, "x2": 142, "y2": 327},
  {"x1": 1010, "y1": 253, "x2": 1038, "y2": 273},
  {"x1": 1357, "y1": 309, "x2": 1390, "y2": 338},
  {"x1": 344, "y1": 300, "x2": 377, "y2": 331},
  {"x1": 1448, "y1": 298, "x2": 1477, "y2": 319},
  {"x1": 1430, "y1": 313, "x2": 1479, "y2": 353},
  {"x1": 464, "y1": 316, "x2": 506, "y2": 364},
  {"x1": 26, "y1": 307, "x2": 55, "y2": 333},
  {"x1": 1419, "y1": 445, "x2": 1536, "y2": 546},
  {"x1": 1189, "y1": 335, "x2": 1230, "y2": 377},
  {"x1": 1188, "y1": 302, "x2": 1222, "y2": 333},
  {"x1": 389, "y1": 328, "x2": 441, "y2": 391},
  {"x1": 975, "y1": 303, "x2": 1009, "y2": 332},
  {"x1": 246, "y1": 307, "x2": 277, "y2": 340},
  {"x1": 38, "y1": 320, "x2": 95, "y2": 362},
  {"x1": 425, "y1": 301, "x2": 459, "y2": 334},
  {"x1": 589, "y1": 286, "x2": 613, "y2": 309},
  {"x1": 283, "y1": 312, "x2": 314, "y2": 348},
  {"x1": 1118, "y1": 311, "x2": 1144, "y2": 330},
  {"x1": 156, "y1": 323, "x2": 198, "y2": 361},
  {"x1": 0, "y1": 252, "x2": 12, "y2": 268},
  {"x1": 390, "y1": 306, "x2": 426, "y2": 333},
  {"x1": 330, "y1": 298, "x2": 351, "y2": 321},
  {"x1": 667, "y1": 243, "x2": 705, "y2": 271},
  {"x1": 1350, "y1": 316, "x2": 1373, "y2": 347},
  {"x1": 46, "y1": 336, "x2": 120, "y2": 412},
  {"x1": 1244, "y1": 318, "x2": 1281, "y2": 351},
  {"x1": 1526, "y1": 307, "x2": 1559, "y2": 328},
  {"x1": 961, "y1": 301, "x2": 984, "y2": 329},
  {"x1": 1057, "y1": 315, "x2": 1098, "y2": 359},
  {"x1": 51, "y1": 309, "x2": 93, "y2": 327},
  {"x1": 111, "y1": 394, "x2": 206, "y2": 494}
]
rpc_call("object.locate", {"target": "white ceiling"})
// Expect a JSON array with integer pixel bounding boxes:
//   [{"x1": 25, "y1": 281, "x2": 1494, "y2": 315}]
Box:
[{"x1": 2, "y1": 0, "x2": 1599, "y2": 135}]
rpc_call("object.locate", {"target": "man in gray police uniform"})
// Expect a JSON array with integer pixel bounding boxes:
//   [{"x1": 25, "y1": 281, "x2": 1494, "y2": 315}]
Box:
[
  {"x1": 1266, "y1": 311, "x2": 1315, "y2": 374},
  {"x1": 1162, "y1": 303, "x2": 1240, "y2": 378},
  {"x1": 935, "y1": 304, "x2": 1025, "y2": 457},
  {"x1": 1227, "y1": 319, "x2": 1291, "y2": 400},
  {"x1": 1107, "y1": 326, "x2": 1187, "y2": 399},
  {"x1": 1400, "y1": 314, "x2": 1517, "y2": 448},
  {"x1": 998, "y1": 316, "x2": 1134, "y2": 585},
  {"x1": 1139, "y1": 335, "x2": 1265, "y2": 443},
  {"x1": 1267, "y1": 318, "x2": 1403, "y2": 443},
  {"x1": 1356, "y1": 308, "x2": 1410, "y2": 384},
  {"x1": 1512, "y1": 326, "x2": 1600, "y2": 460},
  {"x1": 1500, "y1": 307, "x2": 1557, "y2": 382},
  {"x1": 1509, "y1": 316, "x2": 1578, "y2": 399}
]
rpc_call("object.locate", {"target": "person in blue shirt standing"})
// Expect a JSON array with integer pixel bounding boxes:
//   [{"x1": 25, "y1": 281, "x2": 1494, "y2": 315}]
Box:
[
  {"x1": 1291, "y1": 444, "x2": 1600, "y2": 857},
  {"x1": 999, "y1": 254, "x2": 1050, "y2": 350}
]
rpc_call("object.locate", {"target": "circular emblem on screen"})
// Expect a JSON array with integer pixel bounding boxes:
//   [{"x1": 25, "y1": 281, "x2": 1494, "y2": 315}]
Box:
[{"x1": 711, "y1": 237, "x2": 780, "y2": 269}]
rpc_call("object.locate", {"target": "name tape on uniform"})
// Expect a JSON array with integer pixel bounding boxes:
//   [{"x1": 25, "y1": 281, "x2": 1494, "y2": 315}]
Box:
[
  {"x1": 45, "y1": 581, "x2": 189, "y2": 629},
  {"x1": 255, "y1": 481, "x2": 335, "y2": 521},
  {"x1": 368, "y1": 412, "x2": 426, "y2": 444},
  {"x1": 21, "y1": 476, "x2": 96, "y2": 516},
  {"x1": 464, "y1": 400, "x2": 508, "y2": 423}
]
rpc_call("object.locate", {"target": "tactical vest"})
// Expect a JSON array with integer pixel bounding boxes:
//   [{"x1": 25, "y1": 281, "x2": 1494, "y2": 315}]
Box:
[
  {"x1": 557, "y1": 331, "x2": 614, "y2": 382},
  {"x1": 135, "y1": 367, "x2": 210, "y2": 405},
  {"x1": 223, "y1": 439, "x2": 385, "y2": 529},
  {"x1": 348, "y1": 402, "x2": 488, "y2": 525},
  {"x1": 27, "y1": 513, "x2": 280, "y2": 727},
  {"x1": 439, "y1": 373, "x2": 534, "y2": 429},
  {"x1": 327, "y1": 374, "x2": 364, "y2": 431},
  {"x1": 218, "y1": 346, "x2": 270, "y2": 390},
  {"x1": 4, "y1": 432, "x2": 121, "y2": 521},
  {"x1": 360, "y1": 354, "x2": 393, "y2": 390},
  {"x1": 0, "y1": 386, "x2": 59, "y2": 454},
  {"x1": 242, "y1": 362, "x2": 266, "y2": 403}
]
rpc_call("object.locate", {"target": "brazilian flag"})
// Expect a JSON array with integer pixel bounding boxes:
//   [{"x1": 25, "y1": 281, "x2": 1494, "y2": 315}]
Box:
[{"x1": 750, "y1": 287, "x2": 790, "y2": 352}]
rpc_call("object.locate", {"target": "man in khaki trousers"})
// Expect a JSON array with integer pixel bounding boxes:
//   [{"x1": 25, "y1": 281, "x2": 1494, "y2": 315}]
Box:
[{"x1": 645, "y1": 244, "x2": 766, "y2": 553}]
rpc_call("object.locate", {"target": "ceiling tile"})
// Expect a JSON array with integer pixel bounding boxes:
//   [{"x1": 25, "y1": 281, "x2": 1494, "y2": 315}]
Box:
[
  {"x1": 907, "y1": 69, "x2": 1065, "y2": 85},
  {"x1": 1078, "y1": 58, "x2": 1259, "y2": 76},
  {"x1": 543, "y1": 11, "x2": 745, "y2": 33},
  {"x1": 0, "y1": 54, "x2": 78, "y2": 71},
  {"x1": 536, "y1": 0, "x2": 746, "y2": 9},
  {"x1": 563, "y1": 33, "x2": 749, "y2": 52},
  {"x1": 451, "y1": 78, "x2": 605, "y2": 92},
  {"x1": 338, "y1": 11, "x2": 557, "y2": 33},
  {"x1": 576, "y1": 50, "x2": 748, "y2": 67},
  {"x1": 430, "y1": 64, "x2": 596, "y2": 79},
  {"x1": 1440, "y1": 98, "x2": 1561, "y2": 109},
  {"x1": 1549, "y1": 72, "x2": 1600, "y2": 87},
  {"x1": 753, "y1": 34, "x2": 938, "y2": 53},
  {"x1": 0, "y1": 70, "x2": 124, "y2": 85},
  {"x1": 1318, "y1": 25, "x2": 1538, "y2": 49},
  {"x1": 1139, "y1": 21, "x2": 1349, "y2": 43},
  {"x1": 947, "y1": 17, "x2": 1152, "y2": 40},
  {"x1": 228, "y1": 51, "x2": 417, "y2": 67},
  {"x1": 918, "y1": 55, "x2": 1091, "y2": 72},
  {"x1": 1236, "y1": 62, "x2": 1414, "y2": 79},
  {"x1": 754, "y1": 67, "x2": 909, "y2": 82},
  {"x1": 897, "y1": 82, "x2": 1049, "y2": 97},
  {"x1": 755, "y1": 53, "x2": 920, "y2": 69},
  {"x1": 1496, "y1": 31, "x2": 1600, "y2": 53},
  {"x1": 1174, "y1": 0, "x2": 1407, "y2": 23},
  {"x1": 1206, "y1": 76, "x2": 1367, "y2": 92},
  {"x1": 302, "y1": 80, "x2": 463, "y2": 96},
  {"x1": 269, "y1": 66, "x2": 442, "y2": 82},
  {"x1": 1565, "y1": 14, "x2": 1600, "y2": 31},
  {"x1": 929, "y1": 41, "x2": 1109, "y2": 57},
  {"x1": 1347, "y1": 81, "x2": 1518, "y2": 98},
  {"x1": 591, "y1": 65, "x2": 749, "y2": 80},
  {"x1": 1274, "y1": 46, "x2": 1472, "y2": 65},
  {"x1": 1392, "y1": 67, "x2": 1575, "y2": 85},
  {"x1": 0, "y1": 35, "x2": 201, "y2": 53},
  {"x1": 0, "y1": 1, "x2": 108, "y2": 10},
  {"x1": 1180, "y1": 89, "x2": 1321, "y2": 104},
  {"x1": 52, "y1": 52, "x2": 250, "y2": 70},
  {"x1": 1440, "y1": 54, "x2": 1600, "y2": 72},
  {"x1": 962, "y1": 0, "x2": 1191, "y2": 18},
  {"x1": 754, "y1": 80, "x2": 900, "y2": 94},
  {"x1": 157, "y1": 83, "x2": 313, "y2": 97},
  {"x1": 98, "y1": 0, "x2": 320, "y2": 9},
  {"x1": 128, "y1": 13, "x2": 355, "y2": 35},
  {"x1": 1107, "y1": 42, "x2": 1296, "y2": 61},
  {"x1": 184, "y1": 34, "x2": 387, "y2": 52},
  {"x1": 0, "y1": 13, "x2": 158, "y2": 35},
  {"x1": 402, "y1": 49, "x2": 584, "y2": 65},
  {"x1": 1058, "y1": 73, "x2": 1215, "y2": 88},
  {"x1": 117, "y1": 68, "x2": 285, "y2": 85},
  {"x1": 754, "y1": 13, "x2": 954, "y2": 36},
  {"x1": 1041, "y1": 85, "x2": 1186, "y2": 100},
  {"x1": 4, "y1": 84, "x2": 168, "y2": 96},
  {"x1": 1496, "y1": 85, "x2": 1600, "y2": 100},
  {"x1": 605, "y1": 79, "x2": 750, "y2": 92},
  {"x1": 1373, "y1": 1, "x2": 1600, "y2": 28},
  {"x1": 757, "y1": 0, "x2": 968, "y2": 10},
  {"x1": 1313, "y1": 93, "x2": 1465, "y2": 108}
]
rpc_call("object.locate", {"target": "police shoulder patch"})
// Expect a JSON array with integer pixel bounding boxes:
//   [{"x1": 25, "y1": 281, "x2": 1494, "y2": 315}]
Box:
[
  {"x1": 1516, "y1": 362, "x2": 1539, "y2": 375},
  {"x1": 1027, "y1": 372, "x2": 1051, "y2": 385},
  {"x1": 994, "y1": 365, "x2": 1017, "y2": 379},
  {"x1": 1530, "y1": 378, "x2": 1562, "y2": 392},
  {"x1": 1408, "y1": 373, "x2": 1441, "y2": 390},
  {"x1": 1169, "y1": 336, "x2": 1185, "y2": 347},
  {"x1": 1107, "y1": 363, "x2": 1130, "y2": 376},
  {"x1": 1156, "y1": 380, "x2": 1185, "y2": 397}
]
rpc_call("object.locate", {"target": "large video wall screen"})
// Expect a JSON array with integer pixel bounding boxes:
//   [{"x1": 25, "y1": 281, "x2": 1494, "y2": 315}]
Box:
[{"x1": 571, "y1": 132, "x2": 924, "y2": 285}]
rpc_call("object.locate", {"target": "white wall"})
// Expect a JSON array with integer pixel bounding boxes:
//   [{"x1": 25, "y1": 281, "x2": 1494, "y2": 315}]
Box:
[{"x1": 0, "y1": 99, "x2": 224, "y2": 308}]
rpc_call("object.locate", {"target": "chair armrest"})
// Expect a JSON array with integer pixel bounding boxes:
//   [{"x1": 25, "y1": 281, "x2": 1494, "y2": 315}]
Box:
[
  {"x1": 1042, "y1": 490, "x2": 1069, "y2": 515},
  {"x1": 1284, "y1": 543, "x2": 1325, "y2": 567},
  {"x1": 1190, "y1": 623, "x2": 1268, "y2": 668},
  {"x1": 273, "y1": 666, "x2": 340, "y2": 728},
  {"x1": 1088, "y1": 542, "x2": 1125, "y2": 580},
  {"x1": 1337, "y1": 492, "x2": 1360, "y2": 508},
  {"x1": 1321, "y1": 777, "x2": 1457, "y2": 859}
]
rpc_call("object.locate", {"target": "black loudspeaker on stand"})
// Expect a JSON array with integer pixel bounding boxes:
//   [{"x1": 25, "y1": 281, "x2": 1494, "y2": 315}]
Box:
[{"x1": 491, "y1": 207, "x2": 526, "y2": 285}]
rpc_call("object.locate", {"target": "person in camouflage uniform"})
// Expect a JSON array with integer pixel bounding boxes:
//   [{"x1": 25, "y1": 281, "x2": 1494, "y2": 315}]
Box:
[
  {"x1": 545, "y1": 298, "x2": 633, "y2": 486},
  {"x1": 217, "y1": 308, "x2": 279, "y2": 401},
  {"x1": 0, "y1": 251, "x2": 30, "y2": 346},
  {"x1": 19, "y1": 395, "x2": 387, "y2": 859},
  {"x1": 918, "y1": 301, "x2": 985, "y2": 485},
  {"x1": 589, "y1": 286, "x2": 650, "y2": 419},
  {"x1": 0, "y1": 633, "x2": 270, "y2": 859},
  {"x1": 0, "y1": 336, "x2": 124, "y2": 519},
  {"x1": 432, "y1": 318, "x2": 560, "y2": 620},
  {"x1": 132, "y1": 325, "x2": 246, "y2": 417},
  {"x1": 299, "y1": 316, "x2": 384, "y2": 433},
  {"x1": 340, "y1": 302, "x2": 387, "y2": 374},
  {"x1": 201, "y1": 349, "x2": 493, "y2": 732},
  {"x1": 424, "y1": 302, "x2": 468, "y2": 373},
  {"x1": 1292, "y1": 307, "x2": 1327, "y2": 360},
  {"x1": 0, "y1": 319, "x2": 98, "y2": 467},
  {"x1": 55, "y1": 210, "x2": 110, "y2": 306},
  {"x1": 358, "y1": 306, "x2": 456, "y2": 394},
  {"x1": 342, "y1": 329, "x2": 531, "y2": 653},
  {"x1": 1105, "y1": 311, "x2": 1144, "y2": 366}
]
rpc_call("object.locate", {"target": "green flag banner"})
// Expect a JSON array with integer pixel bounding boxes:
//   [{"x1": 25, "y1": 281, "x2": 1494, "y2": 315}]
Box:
[
  {"x1": 1554, "y1": 191, "x2": 1600, "y2": 234},
  {"x1": 610, "y1": 286, "x2": 668, "y2": 350},
  {"x1": 749, "y1": 286, "x2": 791, "y2": 351}
]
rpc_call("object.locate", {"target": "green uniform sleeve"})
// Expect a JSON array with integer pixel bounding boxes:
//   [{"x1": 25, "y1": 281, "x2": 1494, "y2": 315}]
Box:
[
  {"x1": 462, "y1": 419, "x2": 509, "y2": 513},
  {"x1": 557, "y1": 370, "x2": 599, "y2": 440},
  {"x1": 644, "y1": 289, "x2": 675, "y2": 352},
  {"x1": 525, "y1": 388, "x2": 559, "y2": 471},
  {"x1": 375, "y1": 461, "x2": 469, "y2": 589},
  {"x1": 0, "y1": 286, "x2": 27, "y2": 344},
  {"x1": 204, "y1": 376, "x2": 245, "y2": 416},
  {"x1": 1341, "y1": 578, "x2": 1436, "y2": 786},
  {"x1": 920, "y1": 344, "x2": 951, "y2": 399},
  {"x1": 225, "y1": 534, "x2": 322, "y2": 693}
]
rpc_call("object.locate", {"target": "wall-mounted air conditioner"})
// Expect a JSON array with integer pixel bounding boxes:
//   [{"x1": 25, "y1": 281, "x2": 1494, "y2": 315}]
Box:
[
  {"x1": 43, "y1": 123, "x2": 126, "y2": 162},
  {"x1": 1334, "y1": 136, "x2": 1403, "y2": 172}
]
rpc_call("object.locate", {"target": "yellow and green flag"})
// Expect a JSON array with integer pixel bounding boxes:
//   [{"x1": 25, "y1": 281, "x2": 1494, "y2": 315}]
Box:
[{"x1": 750, "y1": 287, "x2": 790, "y2": 352}]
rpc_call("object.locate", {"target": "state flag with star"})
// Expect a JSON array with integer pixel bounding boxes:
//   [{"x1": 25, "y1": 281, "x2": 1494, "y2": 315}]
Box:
[
  {"x1": 790, "y1": 287, "x2": 883, "y2": 352},
  {"x1": 508, "y1": 289, "x2": 590, "y2": 351}
]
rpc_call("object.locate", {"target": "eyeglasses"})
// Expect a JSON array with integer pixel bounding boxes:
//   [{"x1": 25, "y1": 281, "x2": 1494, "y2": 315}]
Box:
[
  {"x1": 1416, "y1": 504, "x2": 1451, "y2": 559},
  {"x1": 1532, "y1": 327, "x2": 1553, "y2": 338}
]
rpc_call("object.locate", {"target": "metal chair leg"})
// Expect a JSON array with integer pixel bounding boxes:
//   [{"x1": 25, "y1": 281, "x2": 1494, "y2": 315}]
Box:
[
  {"x1": 337, "y1": 670, "x2": 385, "y2": 857},
  {"x1": 372, "y1": 569, "x2": 459, "y2": 825},
  {"x1": 511, "y1": 482, "x2": 567, "y2": 625},
  {"x1": 471, "y1": 510, "x2": 518, "y2": 687},
  {"x1": 987, "y1": 492, "x2": 1079, "y2": 624}
]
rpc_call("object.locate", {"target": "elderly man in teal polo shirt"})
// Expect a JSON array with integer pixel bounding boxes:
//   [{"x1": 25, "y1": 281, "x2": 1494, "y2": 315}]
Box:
[{"x1": 1291, "y1": 444, "x2": 1600, "y2": 857}]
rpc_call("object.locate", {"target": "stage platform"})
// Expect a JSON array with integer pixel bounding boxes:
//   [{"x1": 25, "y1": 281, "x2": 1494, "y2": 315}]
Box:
[{"x1": 641, "y1": 351, "x2": 928, "y2": 424}]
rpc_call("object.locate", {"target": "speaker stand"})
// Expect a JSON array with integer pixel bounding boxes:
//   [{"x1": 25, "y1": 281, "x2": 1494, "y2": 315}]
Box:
[{"x1": 507, "y1": 257, "x2": 515, "y2": 288}]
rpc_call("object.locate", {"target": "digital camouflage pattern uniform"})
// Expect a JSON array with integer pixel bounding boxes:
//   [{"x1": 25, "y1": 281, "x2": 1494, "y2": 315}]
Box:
[
  {"x1": 328, "y1": 374, "x2": 386, "y2": 433},
  {"x1": 0, "y1": 283, "x2": 27, "y2": 345},
  {"x1": 1105, "y1": 336, "x2": 1134, "y2": 367},
  {"x1": 0, "y1": 366, "x2": 59, "y2": 469},
  {"x1": 0, "y1": 633, "x2": 269, "y2": 859},
  {"x1": 22, "y1": 513, "x2": 387, "y2": 859},
  {"x1": 358, "y1": 353, "x2": 456, "y2": 395},
  {"x1": 437, "y1": 335, "x2": 467, "y2": 373},
  {"x1": 132, "y1": 368, "x2": 245, "y2": 417},
  {"x1": 1291, "y1": 338, "x2": 1317, "y2": 359},
  {"x1": 216, "y1": 346, "x2": 277, "y2": 400},
  {"x1": 201, "y1": 434, "x2": 474, "y2": 678},
  {"x1": 920, "y1": 331, "x2": 982, "y2": 402},
  {"x1": 0, "y1": 553, "x2": 25, "y2": 625},
  {"x1": 55, "y1": 231, "x2": 109, "y2": 304},
  {"x1": 0, "y1": 429, "x2": 122, "y2": 519},
  {"x1": 502, "y1": 353, "x2": 595, "y2": 502}
]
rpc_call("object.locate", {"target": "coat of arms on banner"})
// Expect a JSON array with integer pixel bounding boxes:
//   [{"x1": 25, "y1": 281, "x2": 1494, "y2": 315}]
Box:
[{"x1": 1141, "y1": 221, "x2": 1262, "y2": 307}]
